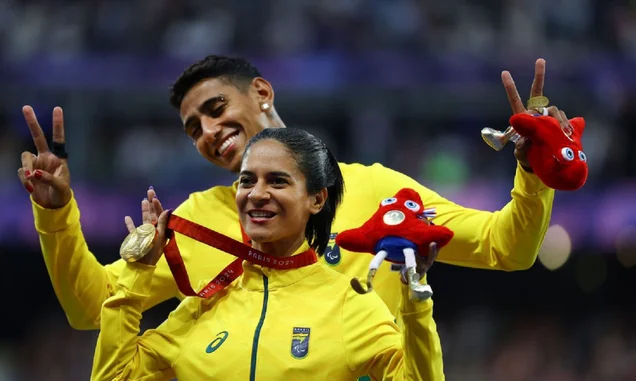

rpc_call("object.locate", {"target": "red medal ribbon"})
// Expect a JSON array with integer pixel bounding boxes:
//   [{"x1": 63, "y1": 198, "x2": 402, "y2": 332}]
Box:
[{"x1": 163, "y1": 214, "x2": 317, "y2": 299}]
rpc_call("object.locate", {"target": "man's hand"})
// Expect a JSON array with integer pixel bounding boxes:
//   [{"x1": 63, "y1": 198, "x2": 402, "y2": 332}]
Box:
[
  {"x1": 17, "y1": 106, "x2": 72, "y2": 209},
  {"x1": 501, "y1": 59, "x2": 546, "y2": 170}
]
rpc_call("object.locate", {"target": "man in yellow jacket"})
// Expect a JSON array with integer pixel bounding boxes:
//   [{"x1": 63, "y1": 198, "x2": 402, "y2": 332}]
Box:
[{"x1": 18, "y1": 55, "x2": 556, "y2": 381}]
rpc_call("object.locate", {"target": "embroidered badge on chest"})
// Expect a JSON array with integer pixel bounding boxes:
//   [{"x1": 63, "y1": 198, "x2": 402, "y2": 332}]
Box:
[
  {"x1": 324, "y1": 233, "x2": 341, "y2": 265},
  {"x1": 291, "y1": 327, "x2": 311, "y2": 359}
]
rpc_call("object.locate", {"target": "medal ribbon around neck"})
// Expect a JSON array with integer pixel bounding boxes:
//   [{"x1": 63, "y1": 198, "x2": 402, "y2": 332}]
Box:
[{"x1": 162, "y1": 213, "x2": 318, "y2": 299}]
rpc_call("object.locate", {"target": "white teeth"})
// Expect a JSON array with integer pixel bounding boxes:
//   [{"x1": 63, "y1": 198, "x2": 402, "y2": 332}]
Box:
[
  {"x1": 218, "y1": 134, "x2": 238, "y2": 156},
  {"x1": 249, "y1": 211, "x2": 275, "y2": 218}
]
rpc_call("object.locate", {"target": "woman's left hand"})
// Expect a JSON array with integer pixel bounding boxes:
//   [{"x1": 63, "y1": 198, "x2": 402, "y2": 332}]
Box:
[
  {"x1": 416, "y1": 242, "x2": 439, "y2": 275},
  {"x1": 400, "y1": 242, "x2": 439, "y2": 285}
]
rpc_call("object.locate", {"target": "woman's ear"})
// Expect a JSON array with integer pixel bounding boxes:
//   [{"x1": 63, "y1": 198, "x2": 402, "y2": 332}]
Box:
[{"x1": 310, "y1": 188, "x2": 328, "y2": 215}]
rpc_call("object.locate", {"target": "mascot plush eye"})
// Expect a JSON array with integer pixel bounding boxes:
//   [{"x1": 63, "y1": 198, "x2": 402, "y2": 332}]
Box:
[
  {"x1": 578, "y1": 151, "x2": 587, "y2": 162},
  {"x1": 404, "y1": 200, "x2": 420, "y2": 212},
  {"x1": 561, "y1": 147, "x2": 575, "y2": 161},
  {"x1": 381, "y1": 197, "x2": 397, "y2": 206}
]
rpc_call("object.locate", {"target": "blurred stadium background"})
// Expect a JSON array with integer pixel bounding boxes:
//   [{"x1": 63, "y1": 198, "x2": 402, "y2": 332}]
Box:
[{"x1": 1, "y1": 0, "x2": 635, "y2": 380}]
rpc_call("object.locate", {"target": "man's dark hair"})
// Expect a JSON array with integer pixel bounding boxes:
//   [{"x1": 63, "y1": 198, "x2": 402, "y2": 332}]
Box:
[{"x1": 169, "y1": 55, "x2": 262, "y2": 109}]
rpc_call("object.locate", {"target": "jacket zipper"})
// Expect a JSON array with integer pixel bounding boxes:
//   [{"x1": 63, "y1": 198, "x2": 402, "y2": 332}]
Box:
[{"x1": 250, "y1": 275, "x2": 269, "y2": 381}]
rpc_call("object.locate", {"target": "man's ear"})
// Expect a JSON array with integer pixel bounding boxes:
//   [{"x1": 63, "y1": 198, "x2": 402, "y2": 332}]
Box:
[
  {"x1": 310, "y1": 188, "x2": 328, "y2": 215},
  {"x1": 252, "y1": 77, "x2": 275, "y2": 106}
]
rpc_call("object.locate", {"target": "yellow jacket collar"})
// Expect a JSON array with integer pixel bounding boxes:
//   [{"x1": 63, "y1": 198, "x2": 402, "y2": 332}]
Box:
[{"x1": 240, "y1": 242, "x2": 317, "y2": 291}]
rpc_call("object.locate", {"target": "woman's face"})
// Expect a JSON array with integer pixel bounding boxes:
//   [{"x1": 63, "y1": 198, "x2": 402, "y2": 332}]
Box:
[{"x1": 236, "y1": 139, "x2": 324, "y2": 248}]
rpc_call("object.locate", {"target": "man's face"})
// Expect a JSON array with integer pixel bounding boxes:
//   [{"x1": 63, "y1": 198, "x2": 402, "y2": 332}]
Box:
[{"x1": 179, "y1": 78, "x2": 270, "y2": 173}]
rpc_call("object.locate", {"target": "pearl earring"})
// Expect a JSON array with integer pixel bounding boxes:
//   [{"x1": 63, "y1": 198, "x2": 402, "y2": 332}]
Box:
[{"x1": 261, "y1": 103, "x2": 270, "y2": 112}]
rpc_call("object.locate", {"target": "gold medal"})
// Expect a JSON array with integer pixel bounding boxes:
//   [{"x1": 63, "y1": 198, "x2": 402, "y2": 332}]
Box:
[
  {"x1": 527, "y1": 96, "x2": 549, "y2": 110},
  {"x1": 120, "y1": 223, "x2": 157, "y2": 262},
  {"x1": 383, "y1": 210, "x2": 405, "y2": 226}
]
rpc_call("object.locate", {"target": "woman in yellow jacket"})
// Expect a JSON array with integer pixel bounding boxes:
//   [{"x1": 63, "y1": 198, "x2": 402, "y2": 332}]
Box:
[{"x1": 91, "y1": 127, "x2": 437, "y2": 381}]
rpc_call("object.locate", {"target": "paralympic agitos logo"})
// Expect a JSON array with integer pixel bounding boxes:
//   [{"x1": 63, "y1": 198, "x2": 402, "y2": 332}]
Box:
[{"x1": 324, "y1": 233, "x2": 341, "y2": 265}]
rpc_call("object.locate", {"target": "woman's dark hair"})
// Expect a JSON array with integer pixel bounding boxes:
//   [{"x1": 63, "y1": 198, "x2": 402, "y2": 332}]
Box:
[{"x1": 244, "y1": 128, "x2": 344, "y2": 255}]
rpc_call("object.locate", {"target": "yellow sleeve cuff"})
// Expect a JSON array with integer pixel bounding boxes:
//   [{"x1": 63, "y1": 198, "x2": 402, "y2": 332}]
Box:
[
  {"x1": 116, "y1": 262, "x2": 156, "y2": 299},
  {"x1": 399, "y1": 285, "x2": 433, "y2": 316},
  {"x1": 32, "y1": 191, "x2": 80, "y2": 234},
  {"x1": 514, "y1": 162, "x2": 550, "y2": 196}
]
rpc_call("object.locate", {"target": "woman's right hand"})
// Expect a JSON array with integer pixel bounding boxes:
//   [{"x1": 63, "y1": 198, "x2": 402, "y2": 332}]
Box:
[
  {"x1": 18, "y1": 106, "x2": 72, "y2": 209},
  {"x1": 124, "y1": 189, "x2": 170, "y2": 266}
]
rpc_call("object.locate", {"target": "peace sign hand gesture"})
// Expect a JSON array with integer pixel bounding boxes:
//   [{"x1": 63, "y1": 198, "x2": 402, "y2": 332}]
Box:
[
  {"x1": 502, "y1": 59, "x2": 547, "y2": 169},
  {"x1": 501, "y1": 58, "x2": 575, "y2": 172},
  {"x1": 17, "y1": 106, "x2": 72, "y2": 209}
]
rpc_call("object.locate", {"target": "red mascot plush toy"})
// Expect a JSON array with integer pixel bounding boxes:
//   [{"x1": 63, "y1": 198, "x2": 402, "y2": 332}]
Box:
[
  {"x1": 335, "y1": 188, "x2": 454, "y2": 301},
  {"x1": 481, "y1": 111, "x2": 588, "y2": 191}
]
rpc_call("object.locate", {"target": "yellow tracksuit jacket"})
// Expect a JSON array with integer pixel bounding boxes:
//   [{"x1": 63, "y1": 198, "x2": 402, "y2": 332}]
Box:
[
  {"x1": 33, "y1": 162, "x2": 554, "y2": 381},
  {"x1": 91, "y1": 248, "x2": 434, "y2": 380}
]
